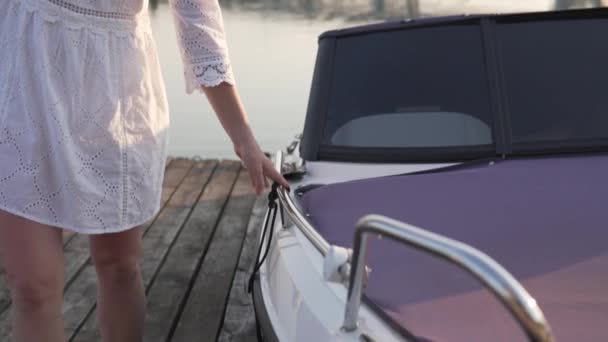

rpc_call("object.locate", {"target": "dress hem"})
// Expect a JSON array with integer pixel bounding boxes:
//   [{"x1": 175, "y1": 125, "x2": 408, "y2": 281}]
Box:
[{"x1": 0, "y1": 203, "x2": 160, "y2": 235}]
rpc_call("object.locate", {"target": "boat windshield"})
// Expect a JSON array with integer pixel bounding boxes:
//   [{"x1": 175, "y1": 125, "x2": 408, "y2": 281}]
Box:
[
  {"x1": 325, "y1": 25, "x2": 494, "y2": 154},
  {"x1": 308, "y1": 14, "x2": 608, "y2": 162},
  {"x1": 498, "y1": 17, "x2": 608, "y2": 154}
]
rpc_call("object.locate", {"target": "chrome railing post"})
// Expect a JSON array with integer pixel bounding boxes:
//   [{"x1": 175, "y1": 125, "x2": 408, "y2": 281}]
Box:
[
  {"x1": 274, "y1": 150, "x2": 330, "y2": 255},
  {"x1": 343, "y1": 228, "x2": 369, "y2": 331},
  {"x1": 342, "y1": 215, "x2": 554, "y2": 342}
]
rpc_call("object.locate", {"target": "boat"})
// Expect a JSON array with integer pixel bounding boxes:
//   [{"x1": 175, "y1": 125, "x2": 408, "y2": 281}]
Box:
[{"x1": 250, "y1": 7, "x2": 608, "y2": 342}]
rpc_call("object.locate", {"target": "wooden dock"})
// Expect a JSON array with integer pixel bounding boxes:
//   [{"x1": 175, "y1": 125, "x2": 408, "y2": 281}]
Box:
[{"x1": 0, "y1": 158, "x2": 264, "y2": 341}]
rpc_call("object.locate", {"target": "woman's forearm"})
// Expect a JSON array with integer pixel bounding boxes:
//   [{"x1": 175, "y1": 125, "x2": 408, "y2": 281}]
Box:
[{"x1": 201, "y1": 83, "x2": 256, "y2": 148}]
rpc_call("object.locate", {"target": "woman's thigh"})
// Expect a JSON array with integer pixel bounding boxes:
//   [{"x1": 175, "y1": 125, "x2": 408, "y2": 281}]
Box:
[{"x1": 0, "y1": 210, "x2": 64, "y2": 296}]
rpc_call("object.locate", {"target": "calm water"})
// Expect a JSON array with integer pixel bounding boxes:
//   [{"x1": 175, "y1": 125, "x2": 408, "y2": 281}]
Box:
[{"x1": 149, "y1": 0, "x2": 604, "y2": 158}]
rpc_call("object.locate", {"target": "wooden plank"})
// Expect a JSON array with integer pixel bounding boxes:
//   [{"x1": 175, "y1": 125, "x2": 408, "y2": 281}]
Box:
[
  {"x1": 0, "y1": 265, "x2": 8, "y2": 315},
  {"x1": 65, "y1": 157, "x2": 191, "y2": 289},
  {"x1": 138, "y1": 160, "x2": 218, "y2": 288},
  {"x1": 217, "y1": 194, "x2": 267, "y2": 342},
  {"x1": 67, "y1": 160, "x2": 217, "y2": 341},
  {"x1": 0, "y1": 159, "x2": 201, "y2": 340},
  {"x1": 140, "y1": 160, "x2": 241, "y2": 342},
  {"x1": 170, "y1": 168, "x2": 257, "y2": 342},
  {"x1": 0, "y1": 158, "x2": 192, "y2": 329},
  {"x1": 72, "y1": 160, "x2": 239, "y2": 342},
  {"x1": 63, "y1": 229, "x2": 77, "y2": 245},
  {"x1": 60, "y1": 157, "x2": 193, "y2": 295},
  {"x1": 163, "y1": 158, "x2": 193, "y2": 190}
]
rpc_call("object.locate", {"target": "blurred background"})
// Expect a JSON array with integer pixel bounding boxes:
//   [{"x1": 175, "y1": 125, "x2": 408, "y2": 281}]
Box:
[{"x1": 149, "y1": 0, "x2": 605, "y2": 158}]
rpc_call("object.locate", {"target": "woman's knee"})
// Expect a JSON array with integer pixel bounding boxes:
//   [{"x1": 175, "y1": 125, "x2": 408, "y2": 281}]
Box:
[
  {"x1": 89, "y1": 227, "x2": 143, "y2": 286},
  {"x1": 91, "y1": 249, "x2": 141, "y2": 286},
  {"x1": 6, "y1": 268, "x2": 63, "y2": 311},
  {"x1": 0, "y1": 211, "x2": 65, "y2": 311}
]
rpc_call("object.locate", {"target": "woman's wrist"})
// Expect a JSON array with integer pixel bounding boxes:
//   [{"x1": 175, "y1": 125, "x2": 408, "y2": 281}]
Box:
[
  {"x1": 229, "y1": 123, "x2": 256, "y2": 147},
  {"x1": 230, "y1": 126, "x2": 262, "y2": 158}
]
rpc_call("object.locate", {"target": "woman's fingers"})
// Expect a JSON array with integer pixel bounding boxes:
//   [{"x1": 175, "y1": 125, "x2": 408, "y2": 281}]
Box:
[
  {"x1": 247, "y1": 160, "x2": 264, "y2": 194},
  {"x1": 242, "y1": 157, "x2": 259, "y2": 194},
  {"x1": 241, "y1": 150, "x2": 290, "y2": 193},
  {"x1": 255, "y1": 163, "x2": 265, "y2": 194},
  {"x1": 263, "y1": 158, "x2": 290, "y2": 189},
  {"x1": 248, "y1": 170, "x2": 258, "y2": 194}
]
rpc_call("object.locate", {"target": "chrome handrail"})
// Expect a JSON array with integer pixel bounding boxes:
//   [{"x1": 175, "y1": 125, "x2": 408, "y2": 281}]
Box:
[
  {"x1": 275, "y1": 150, "x2": 330, "y2": 255},
  {"x1": 343, "y1": 215, "x2": 554, "y2": 342}
]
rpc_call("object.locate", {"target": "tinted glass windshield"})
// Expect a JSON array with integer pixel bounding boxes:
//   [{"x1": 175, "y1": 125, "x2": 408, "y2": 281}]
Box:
[
  {"x1": 498, "y1": 18, "x2": 608, "y2": 153},
  {"x1": 302, "y1": 13, "x2": 608, "y2": 163},
  {"x1": 324, "y1": 25, "x2": 494, "y2": 152}
]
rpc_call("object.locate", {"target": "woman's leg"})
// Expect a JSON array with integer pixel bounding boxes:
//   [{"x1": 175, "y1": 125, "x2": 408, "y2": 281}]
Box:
[
  {"x1": 89, "y1": 226, "x2": 144, "y2": 342},
  {"x1": 0, "y1": 210, "x2": 65, "y2": 342}
]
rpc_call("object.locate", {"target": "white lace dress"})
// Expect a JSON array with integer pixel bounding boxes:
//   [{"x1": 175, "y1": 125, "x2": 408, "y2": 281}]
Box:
[{"x1": 0, "y1": 0, "x2": 235, "y2": 233}]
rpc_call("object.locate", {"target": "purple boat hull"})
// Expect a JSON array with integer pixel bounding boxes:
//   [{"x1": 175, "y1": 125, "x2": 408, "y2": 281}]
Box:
[{"x1": 300, "y1": 155, "x2": 608, "y2": 341}]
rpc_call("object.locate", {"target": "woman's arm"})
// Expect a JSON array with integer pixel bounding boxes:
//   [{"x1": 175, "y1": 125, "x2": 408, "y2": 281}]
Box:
[
  {"x1": 169, "y1": 0, "x2": 288, "y2": 193},
  {"x1": 202, "y1": 83, "x2": 289, "y2": 193}
]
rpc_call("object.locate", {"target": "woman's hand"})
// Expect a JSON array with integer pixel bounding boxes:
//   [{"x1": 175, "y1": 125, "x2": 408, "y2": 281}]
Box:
[
  {"x1": 201, "y1": 83, "x2": 289, "y2": 194},
  {"x1": 234, "y1": 137, "x2": 290, "y2": 194}
]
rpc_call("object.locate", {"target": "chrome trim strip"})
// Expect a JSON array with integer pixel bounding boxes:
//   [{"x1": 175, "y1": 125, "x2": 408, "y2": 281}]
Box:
[
  {"x1": 275, "y1": 150, "x2": 330, "y2": 255},
  {"x1": 343, "y1": 215, "x2": 554, "y2": 342}
]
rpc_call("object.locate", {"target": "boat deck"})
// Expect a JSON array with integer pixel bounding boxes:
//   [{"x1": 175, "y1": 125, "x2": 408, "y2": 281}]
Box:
[{"x1": 0, "y1": 157, "x2": 263, "y2": 342}]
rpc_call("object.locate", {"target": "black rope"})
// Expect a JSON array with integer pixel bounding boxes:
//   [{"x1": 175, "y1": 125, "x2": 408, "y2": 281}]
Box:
[
  {"x1": 248, "y1": 183, "x2": 280, "y2": 342},
  {"x1": 255, "y1": 208, "x2": 277, "y2": 279},
  {"x1": 248, "y1": 182, "x2": 279, "y2": 293}
]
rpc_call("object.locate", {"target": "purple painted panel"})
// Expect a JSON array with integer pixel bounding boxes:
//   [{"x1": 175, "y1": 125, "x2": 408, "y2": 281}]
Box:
[{"x1": 300, "y1": 155, "x2": 608, "y2": 341}]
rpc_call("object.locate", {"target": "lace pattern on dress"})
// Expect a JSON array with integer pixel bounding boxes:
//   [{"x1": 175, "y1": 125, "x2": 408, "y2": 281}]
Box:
[
  {"x1": 46, "y1": 0, "x2": 134, "y2": 20},
  {"x1": 170, "y1": 0, "x2": 235, "y2": 92},
  {"x1": 20, "y1": 0, "x2": 147, "y2": 33}
]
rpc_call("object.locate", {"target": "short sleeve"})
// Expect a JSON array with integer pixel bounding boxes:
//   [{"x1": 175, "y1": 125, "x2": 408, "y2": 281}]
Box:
[{"x1": 169, "y1": 0, "x2": 236, "y2": 93}]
